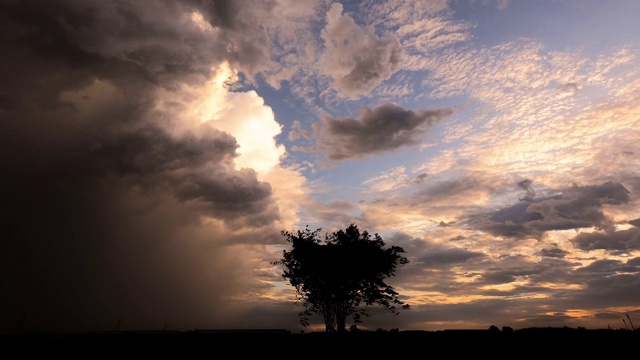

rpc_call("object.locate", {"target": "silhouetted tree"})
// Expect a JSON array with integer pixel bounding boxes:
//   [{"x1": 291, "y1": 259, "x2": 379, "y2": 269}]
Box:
[{"x1": 274, "y1": 224, "x2": 410, "y2": 332}]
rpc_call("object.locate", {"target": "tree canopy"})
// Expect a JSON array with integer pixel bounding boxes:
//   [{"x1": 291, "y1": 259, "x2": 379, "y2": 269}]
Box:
[{"x1": 274, "y1": 223, "x2": 410, "y2": 332}]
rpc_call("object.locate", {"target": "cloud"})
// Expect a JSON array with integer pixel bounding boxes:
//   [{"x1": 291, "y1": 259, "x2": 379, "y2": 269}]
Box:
[
  {"x1": 320, "y1": 2, "x2": 404, "y2": 99},
  {"x1": 362, "y1": 166, "x2": 428, "y2": 192},
  {"x1": 0, "y1": 0, "x2": 309, "y2": 333},
  {"x1": 466, "y1": 181, "x2": 631, "y2": 240},
  {"x1": 417, "y1": 247, "x2": 485, "y2": 267},
  {"x1": 362, "y1": 166, "x2": 414, "y2": 192},
  {"x1": 363, "y1": 0, "x2": 470, "y2": 54},
  {"x1": 3, "y1": 0, "x2": 640, "y2": 334},
  {"x1": 294, "y1": 103, "x2": 452, "y2": 163},
  {"x1": 555, "y1": 82, "x2": 580, "y2": 93},
  {"x1": 348, "y1": 171, "x2": 506, "y2": 238},
  {"x1": 539, "y1": 247, "x2": 569, "y2": 258},
  {"x1": 412, "y1": 176, "x2": 496, "y2": 205},
  {"x1": 517, "y1": 179, "x2": 536, "y2": 199},
  {"x1": 153, "y1": 62, "x2": 286, "y2": 176},
  {"x1": 568, "y1": 258, "x2": 640, "y2": 308},
  {"x1": 417, "y1": 41, "x2": 640, "y2": 188},
  {"x1": 90, "y1": 121, "x2": 277, "y2": 227},
  {"x1": 571, "y1": 228, "x2": 640, "y2": 254}
]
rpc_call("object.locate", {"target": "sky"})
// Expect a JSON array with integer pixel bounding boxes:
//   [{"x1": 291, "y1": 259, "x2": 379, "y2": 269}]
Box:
[{"x1": 1, "y1": 0, "x2": 640, "y2": 334}]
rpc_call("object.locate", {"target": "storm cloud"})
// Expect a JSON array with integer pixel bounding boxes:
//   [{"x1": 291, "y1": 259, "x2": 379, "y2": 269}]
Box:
[{"x1": 0, "y1": 0, "x2": 294, "y2": 333}]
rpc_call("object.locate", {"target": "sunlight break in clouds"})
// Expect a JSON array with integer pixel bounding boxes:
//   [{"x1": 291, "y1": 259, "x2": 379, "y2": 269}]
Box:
[
  {"x1": 156, "y1": 62, "x2": 286, "y2": 175},
  {"x1": 153, "y1": 58, "x2": 311, "y2": 233}
]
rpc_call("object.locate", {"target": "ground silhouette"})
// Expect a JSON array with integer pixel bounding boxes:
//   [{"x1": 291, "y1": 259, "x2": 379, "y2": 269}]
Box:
[{"x1": 3, "y1": 327, "x2": 638, "y2": 356}]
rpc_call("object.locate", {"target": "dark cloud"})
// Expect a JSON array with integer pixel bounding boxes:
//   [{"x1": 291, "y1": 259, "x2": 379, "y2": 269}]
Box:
[
  {"x1": 387, "y1": 232, "x2": 635, "y2": 329},
  {"x1": 517, "y1": 178, "x2": 536, "y2": 199},
  {"x1": 417, "y1": 247, "x2": 485, "y2": 267},
  {"x1": 0, "y1": 0, "x2": 273, "y2": 88},
  {"x1": 517, "y1": 179, "x2": 532, "y2": 190},
  {"x1": 556, "y1": 82, "x2": 580, "y2": 93},
  {"x1": 0, "y1": 0, "x2": 284, "y2": 333},
  {"x1": 567, "y1": 258, "x2": 640, "y2": 307},
  {"x1": 478, "y1": 256, "x2": 551, "y2": 286},
  {"x1": 0, "y1": 0, "x2": 281, "y2": 226},
  {"x1": 294, "y1": 103, "x2": 452, "y2": 163},
  {"x1": 571, "y1": 228, "x2": 640, "y2": 254},
  {"x1": 385, "y1": 232, "x2": 485, "y2": 276},
  {"x1": 415, "y1": 173, "x2": 428, "y2": 183},
  {"x1": 466, "y1": 181, "x2": 631, "y2": 240},
  {"x1": 490, "y1": 201, "x2": 545, "y2": 224},
  {"x1": 539, "y1": 247, "x2": 569, "y2": 258},
  {"x1": 575, "y1": 259, "x2": 633, "y2": 274},
  {"x1": 415, "y1": 177, "x2": 493, "y2": 204},
  {"x1": 97, "y1": 124, "x2": 277, "y2": 227},
  {"x1": 396, "y1": 252, "x2": 640, "y2": 330}
]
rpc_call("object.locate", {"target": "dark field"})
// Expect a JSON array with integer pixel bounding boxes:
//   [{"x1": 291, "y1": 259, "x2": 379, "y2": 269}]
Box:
[{"x1": 3, "y1": 328, "x2": 639, "y2": 356}]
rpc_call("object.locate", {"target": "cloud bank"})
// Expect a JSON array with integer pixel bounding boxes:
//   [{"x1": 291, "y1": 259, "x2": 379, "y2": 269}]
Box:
[{"x1": 0, "y1": 0, "x2": 306, "y2": 333}]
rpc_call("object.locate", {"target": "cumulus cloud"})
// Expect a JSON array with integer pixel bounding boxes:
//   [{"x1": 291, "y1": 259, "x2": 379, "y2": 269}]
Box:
[
  {"x1": 294, "y1": 103, "x2": 452, "y2": 163},
  {"x1": 153, "y1": 63, "x2": 286, "y2": 176},
  {"x1": 320, "y1": 2, "x2": 404, "y2": 99},
  {"x1": 90, "y1": 121, "x2": 277, "y2": 227}
]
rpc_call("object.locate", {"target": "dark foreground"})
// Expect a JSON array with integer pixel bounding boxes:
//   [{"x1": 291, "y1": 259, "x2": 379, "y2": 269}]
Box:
[{"x1": 3, "y1": 328, "x2": 639, "y2": 356}]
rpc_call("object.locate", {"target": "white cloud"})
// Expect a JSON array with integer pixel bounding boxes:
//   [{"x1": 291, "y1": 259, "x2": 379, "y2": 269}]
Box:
[
  {"x1": 319, "y1": 2, "x2": 404, "y2": 99},
  {"x1": 363, "y1": 166, "x2": 413, "y2": 192},
  {"x1": 153, "y1": 61, "x2": 313, "y2": 232},
  {"x1": 155, "y1": 63, "x2": 286, "y2": 176}
]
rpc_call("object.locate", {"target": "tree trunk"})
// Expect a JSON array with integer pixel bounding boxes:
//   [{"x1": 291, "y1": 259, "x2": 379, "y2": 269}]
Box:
[
  {"x1": 336, "y1": 315, "x2": 347, "y2": 333},
  {"x1": 336, "y1": 305, "x2": 347, "y2": 333},
  {"x1": 323, "y1": 306, "x2": 336, "y2": 332}
]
